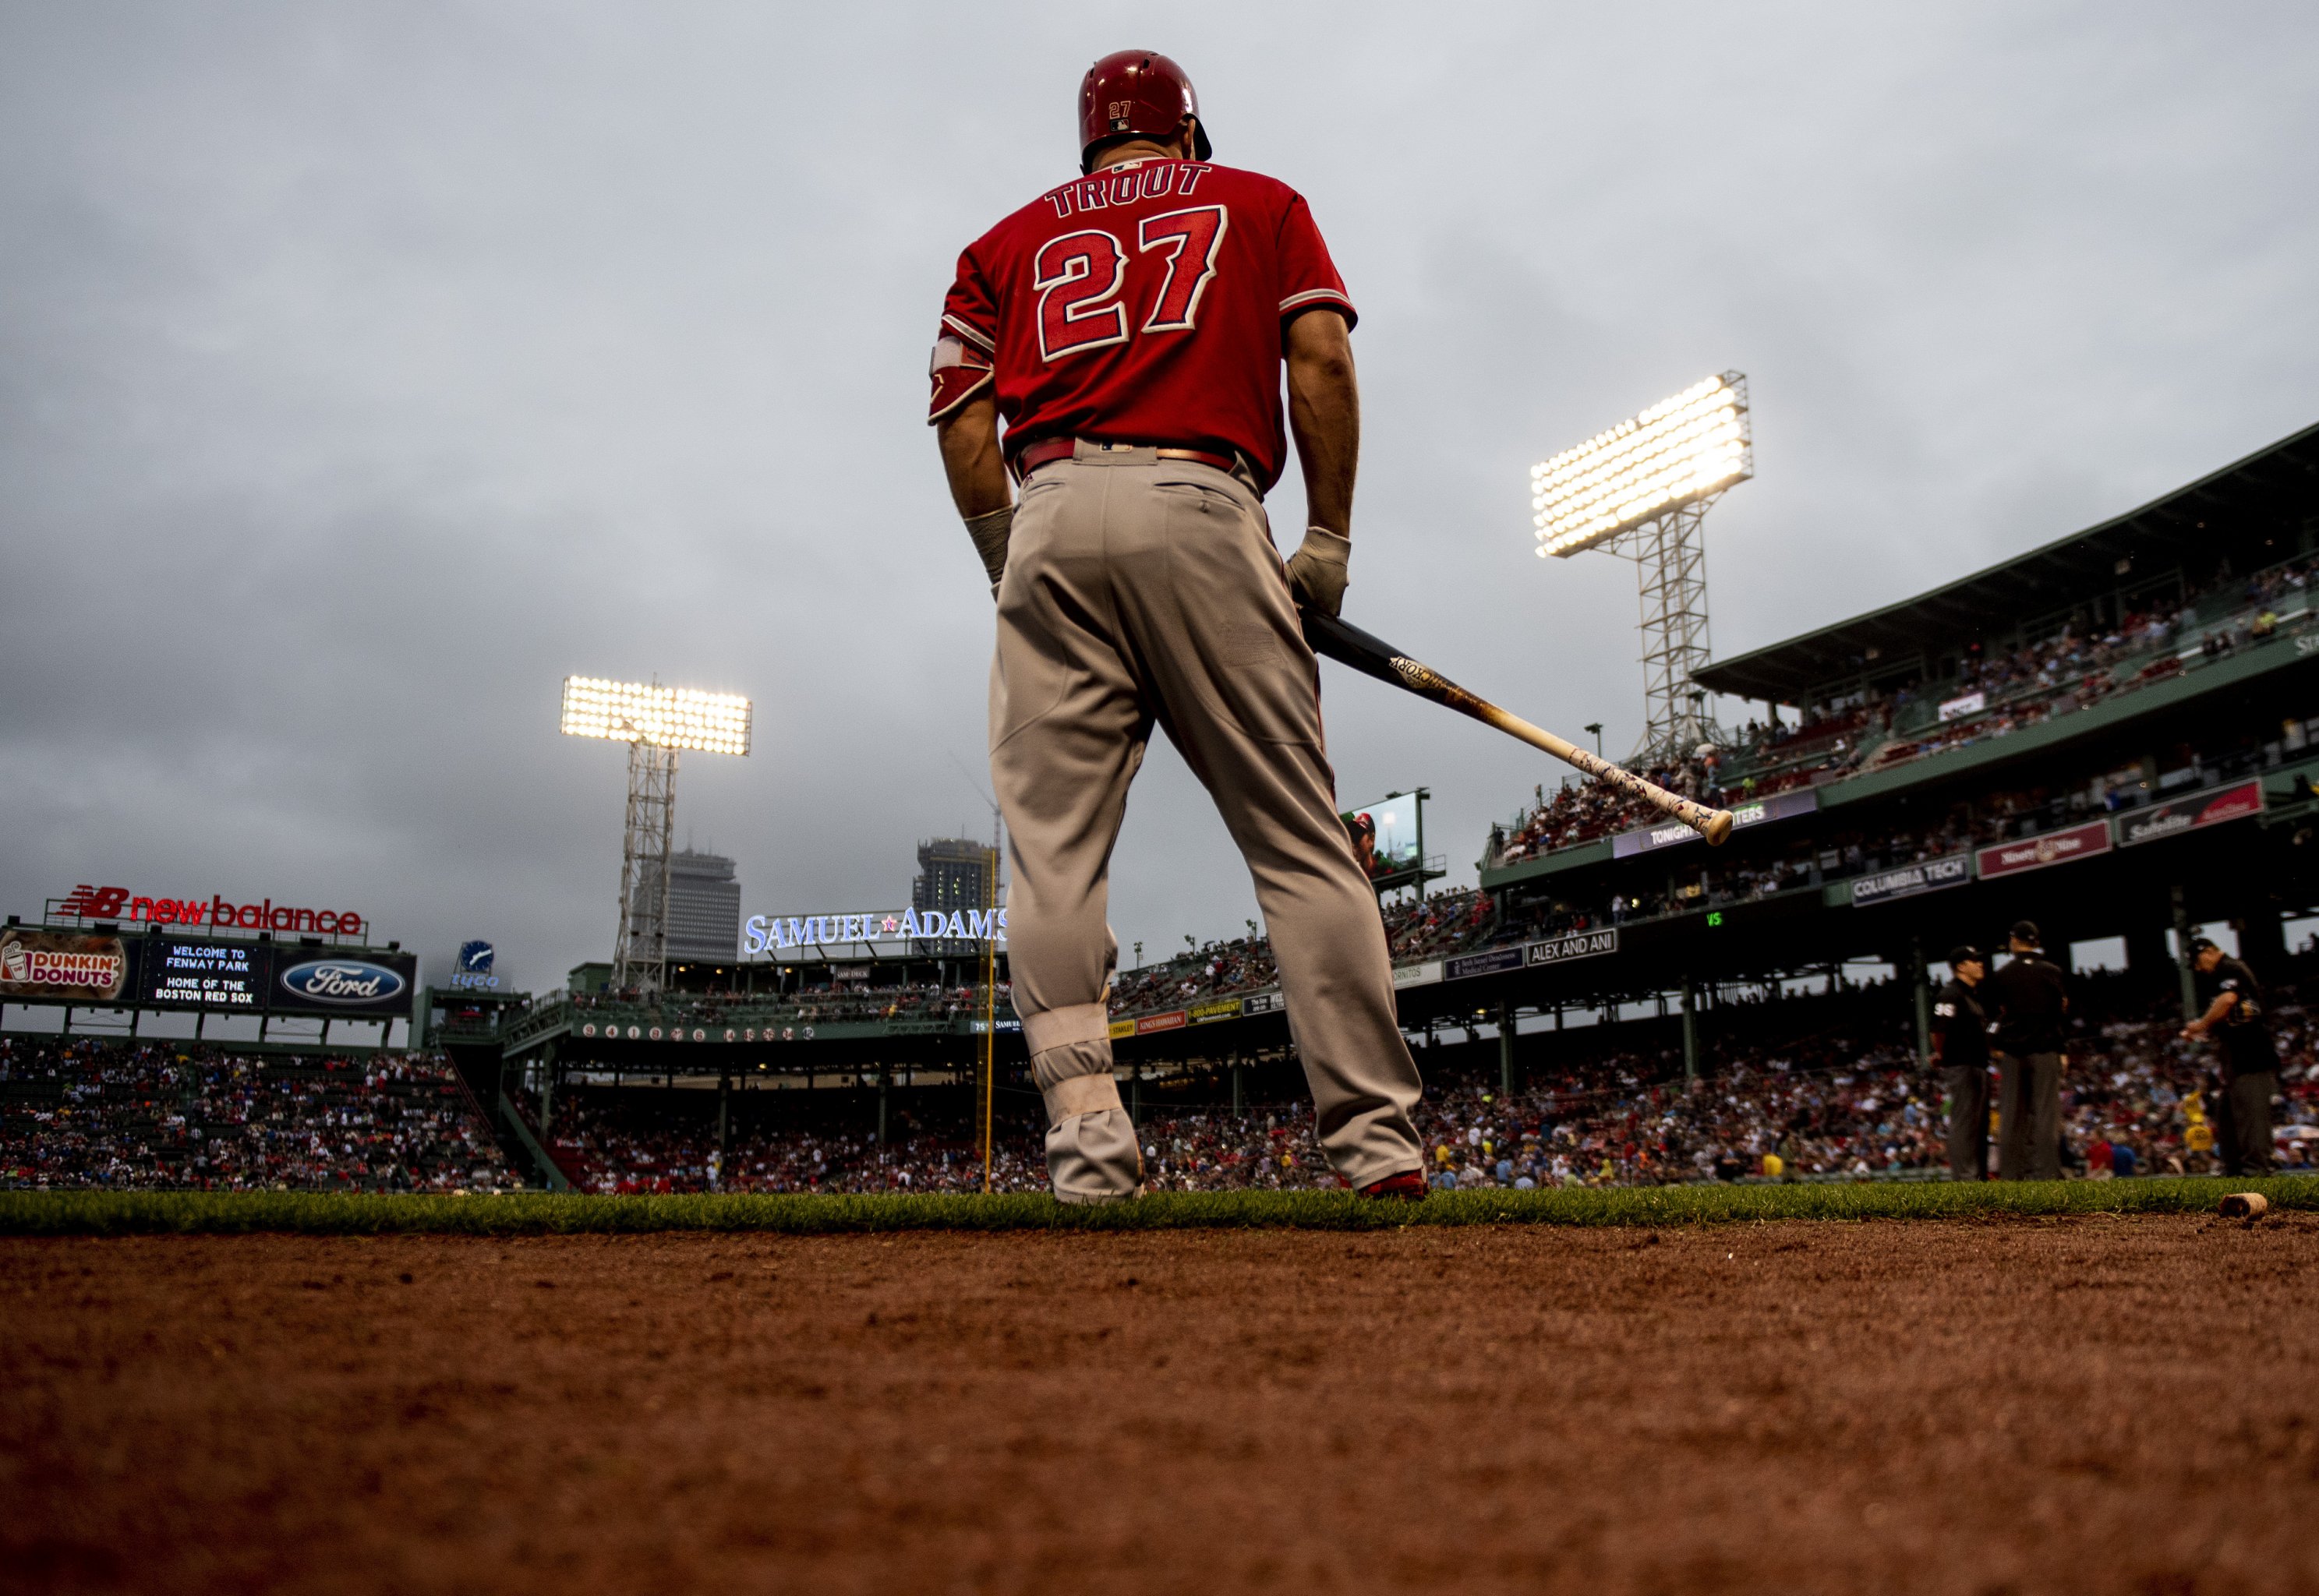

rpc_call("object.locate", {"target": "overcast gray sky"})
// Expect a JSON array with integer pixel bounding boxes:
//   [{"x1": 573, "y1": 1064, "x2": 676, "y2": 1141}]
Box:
[{"x1": 4, "y1": 2, "x2": 2314, "y2": 994}]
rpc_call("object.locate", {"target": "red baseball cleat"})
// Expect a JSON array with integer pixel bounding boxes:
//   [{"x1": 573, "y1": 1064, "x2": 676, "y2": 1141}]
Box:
[{"x1": 1359, "y1": 1170, "x2": 1428, "y2": 1200}]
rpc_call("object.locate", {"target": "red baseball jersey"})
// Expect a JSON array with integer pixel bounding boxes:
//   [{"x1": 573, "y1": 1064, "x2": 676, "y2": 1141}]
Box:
[{"x1": 929, "y1": 160, "x2": 1356, "y2": 492}]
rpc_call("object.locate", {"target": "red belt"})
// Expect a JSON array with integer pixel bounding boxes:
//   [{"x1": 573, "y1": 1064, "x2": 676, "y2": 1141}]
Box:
[{"x1": 1013, "y1": 436, "x2": 1241, "y2": 482}]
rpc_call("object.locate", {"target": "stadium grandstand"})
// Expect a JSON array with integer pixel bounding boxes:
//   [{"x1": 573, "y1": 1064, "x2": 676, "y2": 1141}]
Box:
[
  {"x1": 1, "y1": 1036, "x2": 521, "y2": 1191},
  {"x1": 12, "y1": 420, "x2": 2319, "y2": 1196}
]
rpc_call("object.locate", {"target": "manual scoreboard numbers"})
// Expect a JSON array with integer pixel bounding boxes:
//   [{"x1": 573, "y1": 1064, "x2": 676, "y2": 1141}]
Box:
[{"x1": 144, "y1": 939, "x2": 268, "y2": 1008}]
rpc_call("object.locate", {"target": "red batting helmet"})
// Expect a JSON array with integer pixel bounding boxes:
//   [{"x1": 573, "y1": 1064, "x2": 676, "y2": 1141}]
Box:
[{"x1": 1079, "y1": 50, "x2": 1212, "y2": 173}]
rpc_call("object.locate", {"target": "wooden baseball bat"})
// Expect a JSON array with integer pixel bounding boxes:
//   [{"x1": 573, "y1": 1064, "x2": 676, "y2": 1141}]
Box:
[{"x1": 1301, "y1": 609, "x2": 1735, "y2": 846}]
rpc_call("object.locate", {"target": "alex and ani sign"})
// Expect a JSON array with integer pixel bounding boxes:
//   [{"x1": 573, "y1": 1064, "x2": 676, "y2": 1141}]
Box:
[{"x1": 1611, "y1": 787, "x2": 1819, "y2": 858}]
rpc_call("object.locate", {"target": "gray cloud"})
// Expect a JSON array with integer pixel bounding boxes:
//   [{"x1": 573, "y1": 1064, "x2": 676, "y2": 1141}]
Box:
[{"x1": 3, "y1": 2, "x2": 2314, "y2": 992}]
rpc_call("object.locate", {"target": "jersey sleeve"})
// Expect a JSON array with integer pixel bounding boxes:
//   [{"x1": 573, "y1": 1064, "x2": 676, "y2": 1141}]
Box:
[
  {"x1": 928, "y1": 245, "x2": 999, "y2": 424},
  {"x1": 1274, "y1": 191, "x2": 1357, "y2": 331}
]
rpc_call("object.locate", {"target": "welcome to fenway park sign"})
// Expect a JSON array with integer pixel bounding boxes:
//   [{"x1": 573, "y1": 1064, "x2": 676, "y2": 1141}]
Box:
[{"x1": 53, "y1": 885, "x2": 366, "y2": 938}]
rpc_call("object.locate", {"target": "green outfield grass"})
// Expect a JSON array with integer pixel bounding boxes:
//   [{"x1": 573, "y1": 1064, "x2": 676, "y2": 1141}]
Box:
[{"x1": 2, "y1": 1175, "x2": 2314, "y2": 1237}]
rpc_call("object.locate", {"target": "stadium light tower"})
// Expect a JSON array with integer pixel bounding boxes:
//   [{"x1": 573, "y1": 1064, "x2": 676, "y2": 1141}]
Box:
[
  {"x1": 1531, "y1": 373, "x2": 1752, "y2": 762},
  {"x1": 559, "y1": 676, "x2": 751, "y2": 998}
]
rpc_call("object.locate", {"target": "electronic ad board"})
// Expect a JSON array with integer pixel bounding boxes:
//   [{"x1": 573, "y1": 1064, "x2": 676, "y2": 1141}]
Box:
[
  {"x1": 142, "y1": 939, "x2": 270, "y2": 1009},
  {"x1": 270, "y1": 949, "x2": 419, "y2": 1018},
  {"x1": 0, "y1": 929, "x2": 136, "y2": 1002}
]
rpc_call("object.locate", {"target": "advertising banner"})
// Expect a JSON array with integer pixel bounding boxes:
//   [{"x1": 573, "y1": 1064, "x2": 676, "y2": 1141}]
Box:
[
  {"x1": 1392, "y1": 960, "x2": 1444, "y2": 989},
  {"x1": 51, "y1": 884, "x2": 366, "y2": 938},
  {"x1": 1446, "y1": 947, "x2": 1525, "y2": 982},
  {"x1": 1974, "y1": 820, "x2": 2112, "y2": 881},
  {"x1": 1134, "y1": 1010, "x2": 1186, "y2": 1036},
  {"x1": 1849, "y1": 853, "x2": 1972, "y2": 908},
  {"x1": 744, "y1": 907, "x2": 1005, "y2": 954},
  {"x1": 1527, "y1": 928, "x2": 1621, "y2": 967},
  {"x1": 1188, "y1": 998, "x2": 1243, "y2": 1025},
  {"x1": 0, "y1": 929, "x2": 133, "y2": 1001},
  {"x1": 1611, "y1": 786, "x2": 1819, "y2": 859},
  {"x1": 2116, "y1": 779, "x2": 2264, "y2": 848},
  {"x1": 1108, "y1": 1019, "x2": 1136, "y2": 1040},
  {"x1": 1938, "y1": 690, "x2": 1986, "y2": 722},
  {"x1": 1242, "y1": 990, "x2": 1285, "y2": 1016},
  {"x1": 143, "y1": 939, "x2": 270, "y2": 1009},
  {"x1": 270, "y1": 950, "x2": 419, "y2": 1017}
]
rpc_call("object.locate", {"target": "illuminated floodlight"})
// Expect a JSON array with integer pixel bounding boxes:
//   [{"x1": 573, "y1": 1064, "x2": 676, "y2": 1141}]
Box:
[
  {"x1": 1531, "y1": 373, "x2": 1752, "y2": 559},
  {"x1": 559, "y1": 676, "x2": 752, "y2": 756}
]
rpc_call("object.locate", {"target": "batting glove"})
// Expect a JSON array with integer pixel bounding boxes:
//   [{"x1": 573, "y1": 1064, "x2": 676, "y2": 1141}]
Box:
[
  {"x1": 964, "y1": 504, "x2": 1013, "y2": 600},
  {"x1": 1285, "y1": 526, "x2": 1350, "y2": 616}
]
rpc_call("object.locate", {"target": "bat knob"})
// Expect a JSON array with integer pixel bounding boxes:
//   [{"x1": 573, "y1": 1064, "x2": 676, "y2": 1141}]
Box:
[{"x1": 1702, "y1": 808, "x2": 1735, "y2": 846}]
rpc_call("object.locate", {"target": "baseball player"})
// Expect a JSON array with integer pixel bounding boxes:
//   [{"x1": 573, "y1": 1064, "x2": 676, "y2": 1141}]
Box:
[{"x1": 928, "y1": 50, "x2": 1426, "y2": 1203}]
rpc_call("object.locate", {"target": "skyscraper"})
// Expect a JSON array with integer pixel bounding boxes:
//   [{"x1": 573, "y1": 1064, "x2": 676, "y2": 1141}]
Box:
[
  {"x1": 632, "y1": 849, "x2": 742, "y2": 963},
  {"x1": 914, "y1": 837, "x2": 995, "y2": 921}
]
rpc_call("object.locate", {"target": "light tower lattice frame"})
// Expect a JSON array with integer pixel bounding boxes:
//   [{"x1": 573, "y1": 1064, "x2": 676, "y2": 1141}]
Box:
[
  {"x1": 1603, "y1": 492, "x2": 1723, "y2": 764},
  {"x1": 613, "y1": 742, "x2": 678, "y2": 996}
]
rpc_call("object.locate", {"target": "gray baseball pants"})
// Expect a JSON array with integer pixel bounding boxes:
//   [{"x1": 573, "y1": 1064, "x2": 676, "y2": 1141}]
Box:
[
  {"x1": 988, "y1": 440, "x2": 1426, "y2": 1200},
  {"x1": 1996, "y1": 1050, "x2": 2063, "y2": 1181},
  {"x1": 1943, "y1": 1065, "x2": 1988, "y2": 1181}
]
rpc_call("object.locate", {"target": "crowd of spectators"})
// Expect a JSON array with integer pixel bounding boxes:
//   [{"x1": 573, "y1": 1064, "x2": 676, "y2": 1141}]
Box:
[
  {"x1": 0, "y1": 1037, "x2": 521, "y2": 1192},
  {"x1": 567, "y1": 983, "x2": 999, "y2": 1027},
  {"x1": 1107, "y1": 932, "x2": 1281, "y2": 1015},
  {"x1": 497, "y1": 990, "x2": 2319, "y2": 1196},
  {"x1": 1485, "y1": 556, "x2": 2319, "y2": 871},
  {"x1": 513, "y1": 1083, "x2": 1044, "y2": 1195},
  {"x1": 17, "y1": 984, "x2": 2311, "y2": 1195}
]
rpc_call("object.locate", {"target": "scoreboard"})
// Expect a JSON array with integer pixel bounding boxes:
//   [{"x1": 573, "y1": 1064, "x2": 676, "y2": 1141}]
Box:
[
  {"x1": 1, "y1": 929, "x2": 417, "y2": 1019},
  {"x1": 143, "y1": 939, "x2": 268, "y2": 1009}
]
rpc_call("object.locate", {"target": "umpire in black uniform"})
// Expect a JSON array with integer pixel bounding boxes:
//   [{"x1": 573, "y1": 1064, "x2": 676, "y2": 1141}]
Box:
[
  {"x1": 1930, "y1": 946, "x2": 1992, "y2": 1181},
  {"x1": 2183, "y1": 937, "x2": 2277, "y2": 1175},
  {"x1": 1984, "y1": 920, "x2": 2068, "y2": 1181}
]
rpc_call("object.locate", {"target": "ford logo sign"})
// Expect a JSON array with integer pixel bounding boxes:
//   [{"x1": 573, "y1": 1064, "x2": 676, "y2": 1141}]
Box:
[{"x1": 280, "y1": 958, "x2": 407, "y2": 1005}]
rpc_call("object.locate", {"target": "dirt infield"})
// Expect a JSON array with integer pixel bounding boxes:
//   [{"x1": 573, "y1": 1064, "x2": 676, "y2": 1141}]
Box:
[{"x1": 6, "y1": 1216, "x2": 2317, "y2": 1594}]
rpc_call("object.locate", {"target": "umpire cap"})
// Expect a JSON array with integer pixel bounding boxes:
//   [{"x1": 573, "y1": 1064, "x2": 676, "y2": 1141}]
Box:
[
  {"x1": 1947, "y1": 945, "x2": 1982, "y2": 970},
  {"x1": 2009, "y1": 919, "x2": 2041, "y2": 946}
]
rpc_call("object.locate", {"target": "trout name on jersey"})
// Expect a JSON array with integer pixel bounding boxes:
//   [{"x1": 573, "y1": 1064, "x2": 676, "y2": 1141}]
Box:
[{"x1": 1043, "y1": 161, "x2": 1212, "y2": 219}]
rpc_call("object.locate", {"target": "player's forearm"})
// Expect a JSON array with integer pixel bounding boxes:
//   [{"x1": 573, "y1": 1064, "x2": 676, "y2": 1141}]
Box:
[
  {"x1": 937, "y1": 394, "x2": 1012, "y2": 519},
  {"x1": 1285, "y1": 310, "x2": 1358, "y2": 535}
]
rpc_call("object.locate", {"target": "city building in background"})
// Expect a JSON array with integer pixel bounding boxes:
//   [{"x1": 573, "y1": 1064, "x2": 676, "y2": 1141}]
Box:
[
  {"x1": 632, "y1": 849, "x2": 741, "y2": 963},
  {"x1": 914, "y1": 837, "x2": 997, "y2": 921}
]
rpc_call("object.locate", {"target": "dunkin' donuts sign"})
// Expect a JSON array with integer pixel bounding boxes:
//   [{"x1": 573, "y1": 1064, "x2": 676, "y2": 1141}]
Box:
[
  {"x1": 0, "y1": 930, "x2": 129, "y2": 1000},
  {"x1": 55, "y1": 884, "x2": 365, "y2": 938}
]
